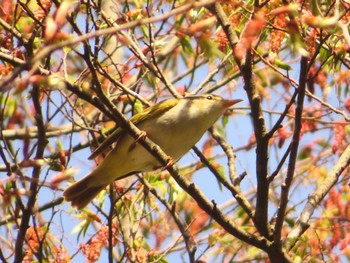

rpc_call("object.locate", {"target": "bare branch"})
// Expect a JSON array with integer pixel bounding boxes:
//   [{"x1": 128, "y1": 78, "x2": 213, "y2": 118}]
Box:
[
  {"x1": 14, "y1": 85, "x2": 47, "y2": 263},
  {"x1": 285, "y1": 144, "x2": 350, "y2": 250}
]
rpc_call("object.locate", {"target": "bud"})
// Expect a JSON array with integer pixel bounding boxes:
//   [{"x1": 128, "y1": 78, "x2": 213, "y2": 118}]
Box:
[
  {"x1": 55, "y1": 1, "x2": 72, "y2": 28},
  {"x1": 45, "y1": 16, "x2": 58, "y2": 42}
]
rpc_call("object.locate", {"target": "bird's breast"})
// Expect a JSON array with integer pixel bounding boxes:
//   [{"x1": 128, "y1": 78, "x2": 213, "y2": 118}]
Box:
[{"x1": 139, "y1": 115, "x2": 213, "y2": 160}]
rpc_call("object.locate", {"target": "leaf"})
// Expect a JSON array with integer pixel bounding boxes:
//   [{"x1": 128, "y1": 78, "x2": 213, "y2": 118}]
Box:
[
  {"x1": 148, "y1": 255, "x2": 170, "y2": 263},
  {"x1": 215, "y1": 124, "x2": 226, "y2": 137},
  {"x1": 0, "y1": 94, "x2": 16, "y2": 118},
  {"x1": 179, "y1": 35, "x2": 194, "y2": 55},
  {"x1": 297, "y1": 146, "x2": 312, "y2": 160},
  {"x1": 274, "y1": 58, "x2": 293, "y2": 71},
  {"x1": 5, "y1": 181, "x2": 12, "y2": 190},
  {"x1": 72, "y1": 218, "x2": 90, "y2": 240},
  {"x1": 47, "y1": 159, "x2": 64, "y2": 172},
  {"x1": 311, "y1": 0, "x2": 322, "y2": 16},
  {"x1": 56, "y1": 139, "x2": 64, "y2": 151},
  {"x1": 133, "y1": 99, "x2": 145, "y2": 115},
  {"x1": 285, "y1": 217, "x2": 295, "y2": 227},
  {"x1": 286, "y1": 20, "x2": 309, "y2": 57},
  {"x1": 96, "y1": 189, "x2": 108, "y2": 208},
  {"x1": 198, "y1": 36, "x2": 224, "y2": 59},
  {"x1": 303, "y1": 15, "x2": 339, "y2": 30},
  {"x1": 212, "y1": 163, "x2": 225, "y2": 191},
  {"x1": 222, "y1": 114, "x2": 229, "y2": 127}
]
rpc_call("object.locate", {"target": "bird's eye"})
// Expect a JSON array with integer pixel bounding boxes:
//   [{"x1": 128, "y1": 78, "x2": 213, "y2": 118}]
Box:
[{"x1": 206, "y1": 95, "x2": 213, "y2": 100}]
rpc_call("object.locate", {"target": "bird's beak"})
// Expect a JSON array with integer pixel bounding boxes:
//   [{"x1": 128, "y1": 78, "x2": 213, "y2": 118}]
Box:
[{"x1": 223, "y1": 99, "x2": 242, "y2": 107}]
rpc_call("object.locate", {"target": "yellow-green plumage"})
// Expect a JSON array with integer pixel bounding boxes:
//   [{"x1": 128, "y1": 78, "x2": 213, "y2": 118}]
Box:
[{"x1": 63, "y1": 94, "x2": 241, "y2": 209}]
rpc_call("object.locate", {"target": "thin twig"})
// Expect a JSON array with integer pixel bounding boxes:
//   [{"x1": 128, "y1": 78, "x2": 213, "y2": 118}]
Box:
[{"x1": 285, "y1": 144, "x2": 350, "y2": 251}]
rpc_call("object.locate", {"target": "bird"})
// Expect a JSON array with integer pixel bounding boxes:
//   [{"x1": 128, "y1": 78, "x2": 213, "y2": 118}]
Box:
[{"x1": 63, "y1": 94, "x2": 241, "y2": 209}]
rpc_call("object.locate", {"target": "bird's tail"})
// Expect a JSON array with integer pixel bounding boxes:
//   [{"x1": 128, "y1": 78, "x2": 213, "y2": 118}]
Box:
[{"x1": 63, "y1": 174, "x2": 107, "y2": 210}]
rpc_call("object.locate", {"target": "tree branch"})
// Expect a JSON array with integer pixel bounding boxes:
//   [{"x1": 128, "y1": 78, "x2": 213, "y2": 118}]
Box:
[
  {"x1": 14, "y1": 85, "x2": 47, "y2": 263},
  {"x1": 207, "y1": 2, "x2": 271, "y2": 239},
  {"x1": 138, "y1": 176, "x2": 197, "y2": 263},
  {"x1": 0, "y1": 123, "x2": 85, "y2": 141},
  {"x1": 273, "y1": 57, "x2": 309, "y2": 245},
  {"x1": 285, "y1": 144, "x2": 350, "y2": 251}
]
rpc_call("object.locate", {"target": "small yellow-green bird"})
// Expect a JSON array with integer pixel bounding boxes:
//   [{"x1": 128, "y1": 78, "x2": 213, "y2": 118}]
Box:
[{"x1": 63, "y1": 94, "x2": 241, "y2": 209}]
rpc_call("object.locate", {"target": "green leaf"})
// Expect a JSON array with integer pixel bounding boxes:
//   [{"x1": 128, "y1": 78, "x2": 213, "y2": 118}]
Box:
[
  {"x1": 285, "y1": 217, "x2": 295, "y2": 227},
  {"x1": 5, "y1": 181, "x2": 12, "y2": 190},
  {"x1": 174, "y1": 13, "x2": 186, "y2": 27},
  {"x1": 72, "y1": 217, "x2": 89, "y2": 239},
  {"x1": 222, "y1": 114, "x2": 229, "y2": 127},
  {"x1": 310, "y1": 0, "x2": 322, "y2": 16},
  {"x1": 0, "y1": 94, "x2": 16, "y2": 118},
  {"x1": 133, "y1": 99, "x2": 145, "y2": 115},
  {"x1": 298, "y1": 146, "x2": 312, "y2": 160},
  {"x1": 56, "y1": 140, "x2": 64, "y2": 151},
  {"x1": 212, "y1": 163, "x2": 225, "y2": 191},
  {"x1": 48, "y1": 159, "x2": 64, "y2": 171},
  {"x1": 148, "y1": 255, "x2": 170, "y2": 263},
  {"x1": 198, "y1": 37, "x2": 224, "y2": 59},
  {"x1": 179, "y1": 36, "x2": 194, "y2": 55},
  {"x1": 274, "y1": 59, "x2": 293, "y2": 71}
]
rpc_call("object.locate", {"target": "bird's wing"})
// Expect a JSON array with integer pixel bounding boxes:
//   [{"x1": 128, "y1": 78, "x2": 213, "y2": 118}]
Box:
[
  {"x1": 88, "y1": 98, "x2": 178, "y2": 160},
  {"x1": 88, "y1": 127, "x2": 123, "y2": 160},
  {"x1": 129, "y1": 98, "x2": 178, "y2": 124}
]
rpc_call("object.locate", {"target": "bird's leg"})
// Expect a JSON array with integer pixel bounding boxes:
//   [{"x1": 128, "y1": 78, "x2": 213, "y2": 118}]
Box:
[
  {"x1": 164, "y1": 156, "x2": 175, "y2": 170},
  {"x1": 136, "y1": 130, "x2": 147, "y2": 142},
  {"x1": 131, "y1": 131, "x2": 175, "y2": 169},
  {"x1": 128, "y1": 131, "x2": 147, "y2": 152},
  {"x1": 151, "y1": 156, "x2": 175, "y2": 171}
]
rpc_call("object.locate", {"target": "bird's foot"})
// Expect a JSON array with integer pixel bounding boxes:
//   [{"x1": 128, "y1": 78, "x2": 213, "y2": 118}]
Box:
[
  {"x1": 164, "y1": 156, "x2": 175, "y2": 170},
  {"x1": 128, "y1": 131, "x2": 147, "y2": 152},
  {"x1": 136, "y1": 131, "x2": 147, "y2": 142}
]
